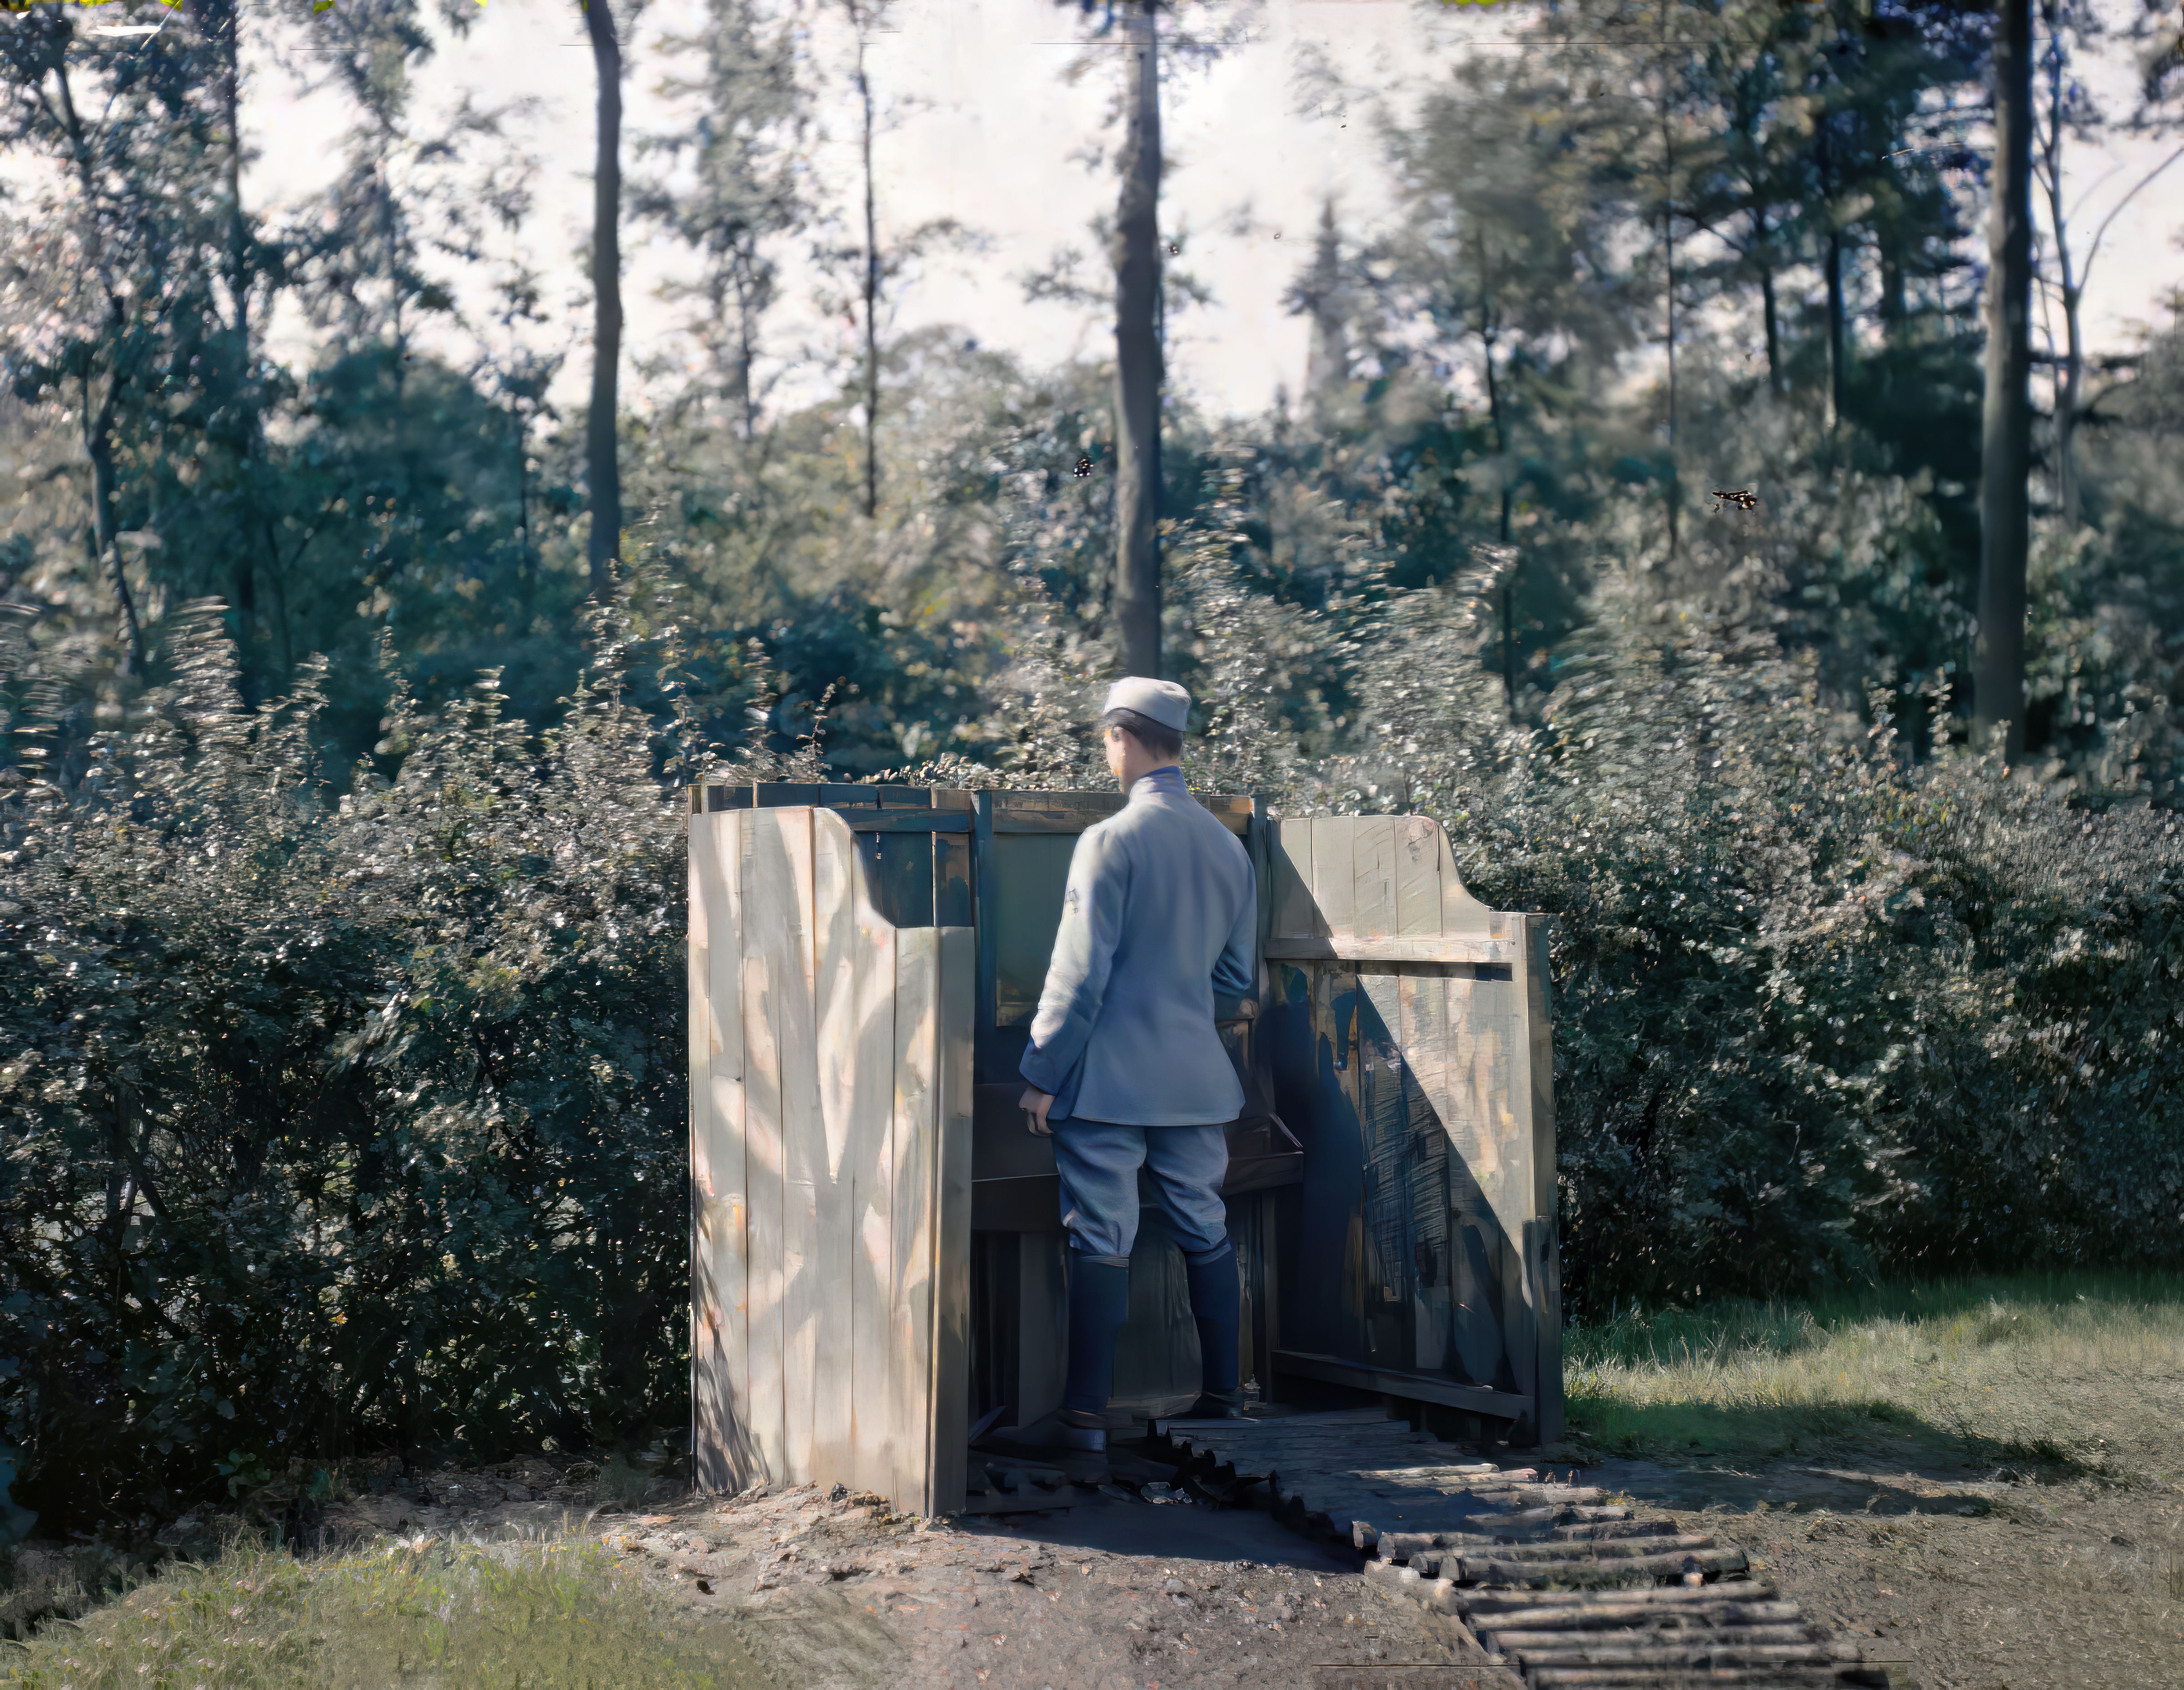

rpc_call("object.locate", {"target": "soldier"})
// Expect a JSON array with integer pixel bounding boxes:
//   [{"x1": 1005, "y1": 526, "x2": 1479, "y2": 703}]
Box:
[{"x1": 1017, "y1": 678, "x2": 1257, "y2": 1452}]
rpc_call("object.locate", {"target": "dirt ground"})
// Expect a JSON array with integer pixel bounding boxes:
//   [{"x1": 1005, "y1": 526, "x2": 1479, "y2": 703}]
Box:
[
  {"x1": 13, "y1": 1434, "x2": 2176, "y2": 1688},
  {"x1": 314, "y1": 1440, "x2": 2182, "y2": 1690},
  {"x1": 1550, "y1": 1445, "x2": 2184, "y2": 1690},
  {"x1": 319, "y1": 1454, "x2": 1518, "y2": 1690}
]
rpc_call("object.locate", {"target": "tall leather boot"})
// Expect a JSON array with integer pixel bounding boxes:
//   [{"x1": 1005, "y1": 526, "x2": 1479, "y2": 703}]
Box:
[
  {"x1": 1184, "y1": 1242, "x2": 1246, "y2": 1419},
  {"x1": 1053, "y1": 1255, "x2": 1131, "y2": 1451}
]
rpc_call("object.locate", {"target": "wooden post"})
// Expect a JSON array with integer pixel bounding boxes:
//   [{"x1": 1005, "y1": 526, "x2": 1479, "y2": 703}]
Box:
[
  {"x1": 1519, "y1": 913, "x2": 1562, "y2": 1441},
  {"x1": 690, "y1": 810, "x2": 757, "y2": 1492}
]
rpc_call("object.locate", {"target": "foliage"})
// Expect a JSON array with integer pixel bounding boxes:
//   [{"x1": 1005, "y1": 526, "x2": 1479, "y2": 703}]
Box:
[
  {"x1": 0, "y1": 593, "x2": 698, "y2": 1541},
  {"x1": 4, "y1": 0, "x2": 2184, "y2": 1551},
  {"x1": 1305, "y1": 561, "x2": 2184, "y2": 1314}
]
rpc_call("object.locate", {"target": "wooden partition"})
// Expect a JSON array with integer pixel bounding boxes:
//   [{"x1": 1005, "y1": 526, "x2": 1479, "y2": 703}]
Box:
[
  {"x1": 1261, "y1": 815, "x2": 1562, "y2": 1442},
  {"x1": 690, "y1": 786, "x2": 1560, "y2": 1515},
  {"x1": 688, "y1": 805, "x2": 973, "y2": 1515}
]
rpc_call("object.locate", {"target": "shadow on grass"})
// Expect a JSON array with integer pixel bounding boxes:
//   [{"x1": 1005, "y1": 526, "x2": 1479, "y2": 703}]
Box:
[
  {"x1": 1559, "y1": 1268, "x2": 2184, "y2": 1487},
  {"x1": 1564, "y1": 1392, "x2": 2115, "y2": 1486}
]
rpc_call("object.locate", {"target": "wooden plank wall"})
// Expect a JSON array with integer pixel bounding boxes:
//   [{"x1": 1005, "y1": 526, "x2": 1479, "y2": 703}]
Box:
[
  {"x1": 691, "y1": 807, "x2": 974, "y2": 1516},
  {"x1": 1269, "y1": 815, "x2": 1501, "y2": 945},
  {"x1": 1267, "y1": 814, "x2": 1560, "y2": 1434},
  {"x1": 690, "y1": 812, "x2": 758, "y2": 1493}
]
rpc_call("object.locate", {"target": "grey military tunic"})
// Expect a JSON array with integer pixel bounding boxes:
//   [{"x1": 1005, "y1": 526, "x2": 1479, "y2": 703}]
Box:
[{"x1": 1017, "y1": 766, "x2": 1257, "y2": 1123}]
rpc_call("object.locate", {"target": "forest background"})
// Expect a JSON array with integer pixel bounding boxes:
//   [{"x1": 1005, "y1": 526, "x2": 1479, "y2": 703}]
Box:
[{"x1": 2, "y1": 0, "x2": 2183, "y2": 1544}]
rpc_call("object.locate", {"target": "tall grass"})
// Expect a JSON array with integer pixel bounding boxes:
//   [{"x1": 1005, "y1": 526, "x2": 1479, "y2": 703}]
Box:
[
  {"x1": 0, "y1": 1539, "x2": 766, "y2": 1689},
  {"x1": 1564, "y1": 1272, "x2": 2184, "y2": 1479}
]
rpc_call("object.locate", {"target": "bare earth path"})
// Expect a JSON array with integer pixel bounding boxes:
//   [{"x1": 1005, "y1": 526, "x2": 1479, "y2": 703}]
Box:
[
  {"x1": 329, "y1": 1467, "x2": 1516, "y2": 1690},
  {"x1": 1571, "y1": 1449, "x2": 2184, "y2": 1690},
  {"x1": 308, "y1": 1433, "x2": 2184, "y2": 1690}
]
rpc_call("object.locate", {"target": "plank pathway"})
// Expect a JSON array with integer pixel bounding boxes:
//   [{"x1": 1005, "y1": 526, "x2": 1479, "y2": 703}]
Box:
[{"x1": 1154, "y1": 1409, "x2": 1919, "y2": 1690}]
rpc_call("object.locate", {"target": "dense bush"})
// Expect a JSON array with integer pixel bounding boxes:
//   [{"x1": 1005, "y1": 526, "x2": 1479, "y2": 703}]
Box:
[
  {"x1": 0, "y1": 599, "x2": 698, "y2": 1541},
  {"x1": 5, "y1": 549, "x2": 2182, "y2": 1539},
  {"x1": 1298, "y1": 562, "x2": 2184, "y2": 1313}
]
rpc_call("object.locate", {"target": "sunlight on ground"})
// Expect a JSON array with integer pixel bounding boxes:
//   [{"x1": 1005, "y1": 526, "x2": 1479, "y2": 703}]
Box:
[
  {"x1": 0, "y1": 1538, "x2": 766, "y2": 1690},
  {"x1": 1564, "y1": 1271, "x2": 2184, "y2": 1478}
]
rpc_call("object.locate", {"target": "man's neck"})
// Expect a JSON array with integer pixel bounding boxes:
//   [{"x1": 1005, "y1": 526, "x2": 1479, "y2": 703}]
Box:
[{"x1": 1122, "y1": 761, "x2": 1182, "y2": 795}]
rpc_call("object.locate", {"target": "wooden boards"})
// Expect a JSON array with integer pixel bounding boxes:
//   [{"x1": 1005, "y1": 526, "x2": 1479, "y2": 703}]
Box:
[
  {"x1": 1269, "y1": 815, "x2": 1500, "y2": 948},
  {"x1": 690, "y1": 810, "x2": 758, "y2": 1494},
  {"x1": 690, "y1": 805, "x2": 974, "y2": 1516},
  {"x1": 1265, "y1": 811, "x2": 1559, "y2": 1441}
]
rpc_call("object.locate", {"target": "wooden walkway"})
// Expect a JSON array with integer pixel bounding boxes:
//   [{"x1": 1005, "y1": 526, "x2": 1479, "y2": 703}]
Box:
[{"x1": 1154, "y1": 1409, "x2": 1920, "y2": 1690}]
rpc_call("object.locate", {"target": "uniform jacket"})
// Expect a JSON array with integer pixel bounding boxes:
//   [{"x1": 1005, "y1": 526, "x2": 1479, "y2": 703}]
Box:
[{"x1": 1018, "y1": 765, "x2": 1257, "y2": 1124}]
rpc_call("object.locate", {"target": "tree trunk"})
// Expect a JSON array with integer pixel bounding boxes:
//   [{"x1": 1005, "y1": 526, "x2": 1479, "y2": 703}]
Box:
[
  {"x1": 51, "y1": 57, "x2": 143, "y2": 673},
  {"x1": 1658, "y1": 50, "x2": 1678, "y2": 559},
  {"x1": 1825, "y1": 227, "x2": 1847, "y2": 429},
  {"x1": 2037, "y1": 1, "x2": 2083, "y2": 530},
  {"x1": 1755, "y1": 209, "x2": 1782, "y2": 395},
  {"x1": 733, "y1": 266, "x2": 760, "y2": 442},
  {"x1": 1481, "y1": 271, "x2": 1516, "y2": 724},
  {"x1": 1111, "y1": 0, "x2": 1162, "y2": 679},
  {"x1": 82, "y1": 378, "x2": 144, "y2": 675},
  {"x1": 1976, "y1": 0, "x2": 2034, "y2": 758},
  {"x1": 582, "y1": 0, "x2": 625, "y2": 601},
  {"x1": 190, "y1": 0, "x2": 261, "y2": 687},
  {"x1": 854, "y1": 6, "x2": 881, "y2": 519}
]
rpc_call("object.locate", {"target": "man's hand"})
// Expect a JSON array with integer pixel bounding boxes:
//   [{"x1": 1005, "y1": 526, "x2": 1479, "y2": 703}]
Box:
[{"x1": 1020, "y1": 1087, "x2": 1056, "y2": 1136}]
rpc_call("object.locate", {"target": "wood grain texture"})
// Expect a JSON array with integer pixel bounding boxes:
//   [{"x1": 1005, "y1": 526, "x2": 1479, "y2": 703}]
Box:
[
  {"x1": 1271, "y1": 819, "x2": 1317, "y2": 940},
  {"x1": 1264, "y1": 936, "x2": 1518, "y2": 965},
  {"x1": 1352, "y1": 816, "x2": 1400, "y2": 941},
  {"x1": 739, "y1": 810, "x2": 792, "y2": 1482},
  {"x1": 689, "y1": 815, "x2": 743, "y2": 1493},
  {"x1": 1396, "y1": 815, "x2": 1442, "y2": 938},
  {"x1": 1310, "y1": 817, "x2": 1359, "y2": 939},
  {"x1": 809, "y1": 813, "x2": 858, "y2": 1489},
  {"x1": 926, "y1": 923, "x2": 976, "y2": 1516},
  {"x1": 1434, "y1": 825, "x2": 1498, "y2": 935},
  {"x1": 933, "y1": 832, "x2": 972, "y2": 927},
  {"x1": 776, "y1": 810, "x2": 821, "y2": 1484},
  {"x1": 889, "y1": 928, "x2": 942, "y2": 1514},
  {"x1": 1519, "y1": 913, "x2": 1562, "y2": 1439},
  {"x1": 847, "y1": 847, "x2": 900, "y2": 1501},
  {"x1": 710, "y1": 814, "x2": 753, "y2": 1485}
]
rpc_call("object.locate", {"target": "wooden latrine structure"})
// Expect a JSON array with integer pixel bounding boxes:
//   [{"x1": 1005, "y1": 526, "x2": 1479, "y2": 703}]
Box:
[{"x1": 688, "y1": 782, "x2": 1561, "y2": 1518}]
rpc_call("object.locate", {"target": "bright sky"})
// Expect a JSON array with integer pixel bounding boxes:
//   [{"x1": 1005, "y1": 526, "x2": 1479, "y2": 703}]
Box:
[{"x1": 241, "y1": 0, "x2": 2183, "y2": 424}]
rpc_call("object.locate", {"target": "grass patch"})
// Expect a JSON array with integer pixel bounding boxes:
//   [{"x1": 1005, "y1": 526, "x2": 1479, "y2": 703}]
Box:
[
  {"x1": 1563, "y1": 1270, "x2": 2184, "y2": 1479},
  {"x1": 0, "y1": 1538, "x2": 767, "y2": 1689}
]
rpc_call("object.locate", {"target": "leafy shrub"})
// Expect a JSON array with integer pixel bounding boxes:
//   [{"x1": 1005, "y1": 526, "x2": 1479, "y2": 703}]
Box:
[
  {"x1": 1294, "y1": 562, "x2": 2184, "y2": 1312},
  {"x1": 0, "y1": 600, "x2": 698, "y2": 1539},
  {"x1": 5, "y1": 531, "x2": 2181, "y2": 1541}
]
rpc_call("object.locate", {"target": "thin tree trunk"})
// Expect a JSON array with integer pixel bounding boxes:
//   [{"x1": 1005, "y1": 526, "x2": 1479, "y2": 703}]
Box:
[
  {"x1": 854, "y1": 7, "x2": 880, "y2": 519},
  {"x1": 50, "y1": 58, "x2": 144, "y2": 673},
  {"x1": 582, "y1": 0, "x2": 625, "y2": 601},
  {"x1": 1755, "y1": 209, "x2": 1782, "y2": 395},
  {"x1": 189, "y1": 0, "x2": 261, "y2": 683},
  {"x1": 1976, "y1": 0, "x2": 2034, "y2": 758},
  {"x1": 1111, "y1": 0, "x2": 1162, "y2": 678},
  {"x1": 2037, "y1": 0, "x2": 2083, "y2": 529},
  {"x1": 262, "y1": 521, "x2": 295, "y2": 685},
  {"x1": 217, "y1": 4, "x2": 257, "y2": 667},
  {"x1": 1480, "y1": 259, "x2": 1517, "y2": 724},
  {"x1": 1658, "y1": 19, "x2": 1678, "y2": 559},
  {"x1": 1825, "y1": 227, "x2": 1847, "y2": 428},
  {"x1": 82, "y1": 379, "x2": 144, "y2": 675},
  {"x1": 1879, "y1": 246, "x2": 1906, "y2": 348},
  {"x1": 733, "y1": 265, "x2": 760, "y2": 442}
]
